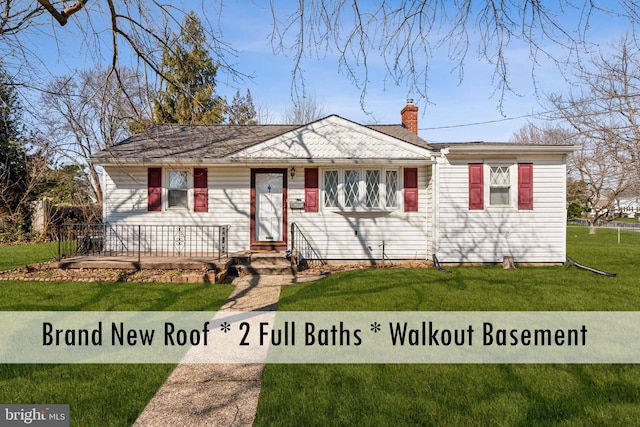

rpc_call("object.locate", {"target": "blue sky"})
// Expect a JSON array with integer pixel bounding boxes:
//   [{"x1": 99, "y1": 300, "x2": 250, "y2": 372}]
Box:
[{"x1": 14, "y1": 1, "x2": 635, "y2": 143}]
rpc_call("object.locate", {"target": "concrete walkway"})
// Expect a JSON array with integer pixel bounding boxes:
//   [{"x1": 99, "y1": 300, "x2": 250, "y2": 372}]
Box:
[{"x1": 133, "y1": 274, "x2": 321, "y2": 427}]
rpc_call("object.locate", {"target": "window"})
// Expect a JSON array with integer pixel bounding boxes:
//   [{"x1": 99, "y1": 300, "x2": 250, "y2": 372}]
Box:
[
  {"x1": 468, "y1": 163, "x2": 535, "y2": 211},
  {"x1": 324, "y1": 170, "x2": 339, "y2": 208},
  {"x1": 168, "y1": 170, "x2": 188, "y2": 209},
  {"x1": 344, "y1": 169, "x2": 360, "y2": 208},
  {"x1": 489, "y1": 166, "x2": 510, "y2": 206},
  {"x1": 365, "y1": 170, "x2": 380, "y2": 208},
  {"x1": 322, "y1": 168, "x2": 401, "y2": 210},
  {"x1": 386, "y1": 170, "x2": 398, "y2": 208}
]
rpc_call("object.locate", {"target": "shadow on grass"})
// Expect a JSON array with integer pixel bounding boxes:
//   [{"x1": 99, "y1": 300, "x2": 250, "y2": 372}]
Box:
[{"x1": 0, "y1": 281, "x2": 234, "y2": 312}]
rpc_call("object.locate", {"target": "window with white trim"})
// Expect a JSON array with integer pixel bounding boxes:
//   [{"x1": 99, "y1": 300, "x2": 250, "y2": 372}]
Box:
[
  {"x1": 324, "y1": 170, "x2": 339, "y2": 208},
  {"x1": 365, "y1": 170, "x2": 380, "y2": 208},
  {"x1": 168, "y1": 170, "x2": 188, "y2": 209},
  {"x1": 489, "y1": 166, "x2": 510, "y2": 206},
  {"x1": 385, "y1": 170, "x2": 398, "y2": 207},
  {"x1": 322, "y1": 167, "x2": 399, "y2": 210},
  {"x1": 344, "y1": 169, "x2": 360, "y2": 208}
]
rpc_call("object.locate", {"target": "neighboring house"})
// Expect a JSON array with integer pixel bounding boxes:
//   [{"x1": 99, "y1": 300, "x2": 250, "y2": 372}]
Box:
[
  {"x1": 614, "y1": 197, "x2": 640, "y2": 218},
  {"x1": 91, "y1": 101, "x2": 578, "y2": 265}
]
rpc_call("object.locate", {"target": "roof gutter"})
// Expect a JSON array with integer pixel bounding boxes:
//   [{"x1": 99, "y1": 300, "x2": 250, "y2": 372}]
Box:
[
  {"x1": 90, "y1": 157, "x2": 437, "y2": 167},
  {"x1": 443, "y1": 144, "x2": 581, "y2": 156}
]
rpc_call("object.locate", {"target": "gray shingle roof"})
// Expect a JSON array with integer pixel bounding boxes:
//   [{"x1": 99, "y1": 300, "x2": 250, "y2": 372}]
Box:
[
  {"x1": 91, "y1": 123, "x2": 300, "y2": 161},
  {"x1": 90, "y1": 115, "x2": 433, "y2": 163}
]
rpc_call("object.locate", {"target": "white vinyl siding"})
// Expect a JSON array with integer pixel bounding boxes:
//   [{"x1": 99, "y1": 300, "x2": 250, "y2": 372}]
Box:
[
  {"x1": 103, "y1": 164, "x2": 432, "y2": 260},
  {"x1": 293, "y1": 165, "x2": 430, "y2": 260},
  {"x1": 435, "y1": 157, "x2": 567, "y2": 264},
  {"x1": 103, "y1": 166, "x2": 251, "y2": 253}
]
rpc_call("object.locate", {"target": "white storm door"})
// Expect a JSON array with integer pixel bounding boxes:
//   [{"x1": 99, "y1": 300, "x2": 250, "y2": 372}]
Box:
[{"x1": 255, "y1": 172, "x2": 283, "y2": 241}]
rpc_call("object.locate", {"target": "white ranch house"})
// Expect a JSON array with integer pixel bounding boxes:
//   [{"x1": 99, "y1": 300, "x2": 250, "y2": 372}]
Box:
[{"x1": 90, "y1": 101, "x2": 578, "y2": 265}]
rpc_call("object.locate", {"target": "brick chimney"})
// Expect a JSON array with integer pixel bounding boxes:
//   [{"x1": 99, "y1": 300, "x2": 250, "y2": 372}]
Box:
[{"x1": 401, "y1": 98, "x2": 419, "y2": 135}]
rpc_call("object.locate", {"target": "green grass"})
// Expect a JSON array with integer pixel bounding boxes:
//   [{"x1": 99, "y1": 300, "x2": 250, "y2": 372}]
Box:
[
  {"x1": 0, "y1": 279, "x2": 233, "y2": 426},
  {"x1": 3, "y1": 227, "x2": 640, "y2": 426},
  {"x1": 0, "y1": 241, "x2": 58, "y2": 271},
  {"x1": 0, "y1": 281, "x2": 232, "y2": 311},
  {"x1": 254, "y1": 226, "x2": 640, "y2": 426},
  {"x1": 611, "y1": 217, "x2": 640, "y2": 224}
]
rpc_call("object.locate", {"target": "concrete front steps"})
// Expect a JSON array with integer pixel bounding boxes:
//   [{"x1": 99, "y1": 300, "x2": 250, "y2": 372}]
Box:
[{"x1": 231, "y1": 252, "x2": 296, "y2": 277}]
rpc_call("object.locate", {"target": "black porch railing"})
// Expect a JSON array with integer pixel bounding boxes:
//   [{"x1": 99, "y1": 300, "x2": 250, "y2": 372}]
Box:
[
  {"x1": 58, "y1": 223, "x2": 230, "y2": 261},
  {"x1": 290, "y1": 222, "x2": 326, "y2": 265}
]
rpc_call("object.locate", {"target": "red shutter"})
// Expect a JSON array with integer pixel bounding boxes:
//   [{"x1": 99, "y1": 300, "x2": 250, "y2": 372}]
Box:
[
  {"x1": 305, "y1": 168, "x2": 319, "y2": 212},
  {"x1": 518, "y1": 163, "x2": 534, "y2": 210},
  {"x1": 404, "y1": 168, "x2": 418, "y2": 212},
  {"x1": 148, "y1": 168, "x2": 162, "y2": 212},
  {"x1": 194, "y1": 168, "x2": 208, "y2": 212},
  {"x1": 468, "y1": 163, "x2": 484, "y2": 210}
]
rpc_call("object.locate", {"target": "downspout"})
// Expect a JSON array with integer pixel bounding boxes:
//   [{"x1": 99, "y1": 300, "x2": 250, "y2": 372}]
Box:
[
  {"x1": 101, "y1": 168, "x2": 107, "y2": 222},
  {"x1": 561, "y1": 156, "x2": 568, "y2": 261},
  {"x1": 432, "y1": 160, "x2": 440, "y2": 259},
  {"x1": 432, "y1": 147, "x2": 449, "y2": 260}
]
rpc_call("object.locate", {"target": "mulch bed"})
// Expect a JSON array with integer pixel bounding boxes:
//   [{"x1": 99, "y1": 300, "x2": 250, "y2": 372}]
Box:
[
  {"x1": 0, "y1": 262, "x2": 218, "y2": 283},
  {"x1": 0, "y1": 260, "x2": 433, "y2": 283}
]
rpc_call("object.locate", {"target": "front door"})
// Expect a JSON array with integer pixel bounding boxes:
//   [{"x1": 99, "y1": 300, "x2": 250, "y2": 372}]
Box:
[{"x1": 251, "y1": 169, "x2": 287, "y2": 250}]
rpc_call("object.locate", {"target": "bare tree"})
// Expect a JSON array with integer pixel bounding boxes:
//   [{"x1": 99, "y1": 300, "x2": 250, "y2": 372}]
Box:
[
  {"x1": 1, "y1": 2, "x2": 239, "y2": 97},
  {"x1": 510, "y1": 122, "x2": 592, "y2": 220},
  {"x1": 548, "y1": 36, "x2": 640, "y2": 231},
  {"x1": 269, "y1": 1, "x2": 640, "y2": 109},
  {"x1": 510, "y1": 122, "x2": 576, "y2": 145},
  {"x1": 5, "y1": 2, "x2": 640, "y2": 112},
  {"x1": 39, "y1": 68, "x2": 148, "y2": 204},
  {"x1": 572, "y1": 135, "x2": 631, "y2": 232},
  {"x1": 551, "y1": 37, "x2": 640, "y2": 174},
  {"x1": 282, "y1": 94, "x2": 327, "y2": 124}
]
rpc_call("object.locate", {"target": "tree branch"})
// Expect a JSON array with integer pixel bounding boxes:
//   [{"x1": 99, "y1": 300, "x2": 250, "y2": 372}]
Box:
[{"x1": 36, "y1": 0, "x2": 88, "y2": 26}]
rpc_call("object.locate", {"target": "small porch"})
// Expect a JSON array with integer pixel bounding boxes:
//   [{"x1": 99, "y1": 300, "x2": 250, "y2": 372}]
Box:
[
  {"x1": 57, "y1": 223, "x2": 231, "y2": 261},
  {"x1": 54, "y1": 254, "x2": 232, "y2": 271},
  {"x1": 56, "y1": 222, "x2": 326, "y2": 267}
]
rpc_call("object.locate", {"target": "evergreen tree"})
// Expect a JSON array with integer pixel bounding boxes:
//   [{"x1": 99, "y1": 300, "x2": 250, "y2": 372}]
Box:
[
  {"x1": 154, "y1": 12, "x2": 225, "y2": 125},
  {"x1": 0, "y1": 67, "x2": 29, "y2": 220},
  {"x1": 227, "y1": 89, "x2": 258, "y2": 125}
]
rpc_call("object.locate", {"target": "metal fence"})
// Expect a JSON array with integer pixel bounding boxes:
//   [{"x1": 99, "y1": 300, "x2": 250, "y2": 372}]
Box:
[
  {"x1": 568, "y1": 219, "x2": 640, "y2": 230},
  {"x1": 58, "y1": 223, "x2": 230, "y2": 261}
]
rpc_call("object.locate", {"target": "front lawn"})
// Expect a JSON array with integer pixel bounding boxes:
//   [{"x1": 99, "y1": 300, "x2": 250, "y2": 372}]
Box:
[
  {"x1": 255, "y1": 226, "x2": 640, "y2": 426},
  {"x1": 0, "y1": 280, "x2": 233, "y2": 426},
  {"x1": 2, "y1": 227, "x2": 640, "y2": 426},
  {"x1": 0, "y1": 241, "x2": 58, "y2": 271}
]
